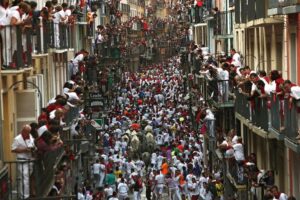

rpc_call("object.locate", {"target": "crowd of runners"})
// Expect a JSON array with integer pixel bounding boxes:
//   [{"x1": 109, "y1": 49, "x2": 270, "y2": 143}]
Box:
[{"x1": 81, "y1": 56, "x2": 223, "y2": 200}]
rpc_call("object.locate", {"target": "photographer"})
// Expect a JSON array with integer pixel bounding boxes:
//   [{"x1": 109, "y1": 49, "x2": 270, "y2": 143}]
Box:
[{"x1": 11, "y1": 124, "x2": 36, "y2": 199}]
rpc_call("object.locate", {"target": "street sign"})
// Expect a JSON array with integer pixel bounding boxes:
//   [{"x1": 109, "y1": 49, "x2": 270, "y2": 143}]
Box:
[{"x1": 90, "y1": 119, "x2": 104, "y2": 129}]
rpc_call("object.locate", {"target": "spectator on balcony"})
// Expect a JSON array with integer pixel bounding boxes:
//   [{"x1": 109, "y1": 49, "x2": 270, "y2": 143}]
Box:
[
  {"x1": 95, "y1": 25, "x2": 105, "y2": 56},
  {"x1": 53, "y1": 5, "x2": 66, "y2": 48},
  {"x1": 232, "y1": 137, "x2": 245, "y2": 184},
  {"x1": 46, "y1": 97, "x2": 67, "y2": 119},
  {"x1": 271, "y1": 185, "x2": 288, "y2": 200},
  {"x1": 36, "y1": 130, "x2": 61, "y2": 156},
  {"x1": 270, "y1": 70, "x2": 284, "y2": 97},
  {"x1": 69, "y1": 49, "x2": 89, "y2": 77},
  {"x1": 230, "y1": 48, "x2": 241, "y2": 68},
  {"x1": 41, "y1": 1, "x2": 53, "y2": 21},
  {"x1": 2, "y1": 2, "x2": 29, "y2": 68},
  {"x1": 283, "y1": 80, "x2": 300, "y2": 100},
  {"x1": 66, "y1": 86, "x2": 83, "y2": 107},
  {"x1": 49, "y1": 108, "x2": 65, "y2": 126},
  {"x1": 11, "y1": 124, "x2": 36, "y2": 199}
]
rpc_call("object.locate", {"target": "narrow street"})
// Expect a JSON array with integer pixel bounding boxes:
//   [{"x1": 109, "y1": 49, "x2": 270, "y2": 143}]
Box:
[{"x1": 1, "y1": 0, "x2": 300, "y2": 200}]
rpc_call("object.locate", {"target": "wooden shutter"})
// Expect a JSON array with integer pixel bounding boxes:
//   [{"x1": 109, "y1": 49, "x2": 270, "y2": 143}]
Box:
[{"x1": 15, "y1": 90, "x2": 40, "y2": 133}]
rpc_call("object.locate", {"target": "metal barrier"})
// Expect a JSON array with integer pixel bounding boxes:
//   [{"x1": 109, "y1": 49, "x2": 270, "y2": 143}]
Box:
[
  {"x1": 0, "y1": 25, "x2": 32, "y2": 69},
  {"x1": 226, "y1": 158, "x2": 246, "y2": 185},
  {"x1": 43, "y1": 21, "x2": 72, "y2": 50},
  {"x1": 206, "y1": 79, "x2": 232, "y2": 104},
  {"x1": 270, "y1": 95, "x2": 282, "y2": 132},
  {"x1": 64, "y1": 107, "x2": 81, "y2": 126},
  {"x1": 235, "y1": 91, "x2": 300, "y2": 141},
  {"x1": 28, "y1": 195, "x2": 76, "y2": 200},
  {"x1": 5, "y1": 160, "x2": 35, "y2": 200},
  {"x1": 5, "y1": 147, "x2": 65, "y2": 199},
  {"x1": 252, "y1": 98, "x2": 269, "y2": 131},
  {"x1": 283, "y1": 99, "x2": 299, "y2": 142}
]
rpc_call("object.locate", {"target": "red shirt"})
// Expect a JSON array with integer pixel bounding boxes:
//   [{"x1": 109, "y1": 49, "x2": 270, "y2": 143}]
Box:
[{"x1": 177, "y1": 144, "x2": 184, "y2": 152}]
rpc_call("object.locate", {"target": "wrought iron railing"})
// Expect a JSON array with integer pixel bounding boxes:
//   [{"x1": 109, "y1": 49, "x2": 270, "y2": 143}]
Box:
[
  {"x1": 235, "y1": 91, "x2": 300, "y2": 142},
  {"x1": 268, "y1": 0, "x2": 300, "y2": 9},
  {"x1": 1, "y1": 25, "x2": 32, "y2": 69}
]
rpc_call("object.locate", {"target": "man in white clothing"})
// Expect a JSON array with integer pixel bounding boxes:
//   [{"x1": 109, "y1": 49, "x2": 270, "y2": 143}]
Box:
[
  {"x1": 154, "y1": 170, "x2": 165, "y2": 199},
  {"x1": 230, "y1": 48, "x2": 241, "y2": 67},
  {"x1": 11, "y1": 125, "x2": 36, "y2": 199},
  {"x1": 117, "y1": 178, "x2": 129, "y2": 200},
  {"x1": 68, "y1": 50, "x2": 88, "y2": 77}
]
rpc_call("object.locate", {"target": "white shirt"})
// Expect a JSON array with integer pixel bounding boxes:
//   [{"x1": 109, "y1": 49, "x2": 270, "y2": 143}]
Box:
[
  {"x1": 187, "y1": 182, "x2": 200, "y2": 196},
  {"x1": 200, "y1": 187, "x2": 213, "y2": 200},
  {"x1": 0, "y1": 6, "x2": 8, "y2": 25},
  {"x1": 72, "y1": 54, "x2": 84, "y2": 67},
  {"x1": 104, "y1": 187, "x2": 113, "y2": 197},
  {"x1": 118, "y1": 182, "x2": 129, "y2": 194},
  {"x1": 11, "y1": 134, "x2": 35, "y2": 160},
  {"x1": 233, "y1": 143, "x2": 245, "y2": 161},
  {"x1": 155, "y1": 174, "x2": 165, "y2": 185},
  {"x1": 5, "y1": 8, "x2": 21, "y2": 25},
  {"x1": 232, "y1": 53, "x2": 241, "y2": 67},
  {"x1": 77, "y1": 192, "x2": 85, "y2": 200},
  {"x1": 53, "y1": 10, "x2": 65, "y2": 24},
  {"x1": 290, "y1": 86, "x2": 300, "y2": 100},
  {"x1": 277, "y1": 193, "x2": 288, "y2": 200},
  {"x1": 93, "y1": 163, "x2": 101, "y2": 174},
  {"x1": 151, "y1": 153, "x2": 157, "y2": 164},
  {"x1": 156, "y1": 133, "x2": 164, "y2": 145},
  {"x1": 66, "y1": 92, "x2": 79, "y2": 101}
]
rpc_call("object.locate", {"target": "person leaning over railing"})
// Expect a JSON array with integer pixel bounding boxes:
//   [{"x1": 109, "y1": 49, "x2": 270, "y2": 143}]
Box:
[
  {"x1": 0, "y1": 2, "x2": 30, "y2": 68},
  {"x1": 283, "y1": 80, "x2": 300, "y2": 141}
]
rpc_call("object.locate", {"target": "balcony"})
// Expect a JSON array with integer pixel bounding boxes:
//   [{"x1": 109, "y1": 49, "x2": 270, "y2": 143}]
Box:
[
  {"x1": 1, "y1": 25, "x2": 33, "y2": 70},
  {"x1": 235, "y1": 0, "x2": 267, "y2": 23},
  {"x1": 213, "y1": 11, "x2": 234, "y2": 39},
  {"x1": 226, "y1": 158, "x2": 247, "y2": 188},
  {"x1": 235, "y1": 91, "x2": 300, "y2": 152},
  {"x1": 268, "y1": 0, "x2": 300, "y2": 15},
  {"x1": 235, "y1": 91, "x2": 272, "y2": 137}
]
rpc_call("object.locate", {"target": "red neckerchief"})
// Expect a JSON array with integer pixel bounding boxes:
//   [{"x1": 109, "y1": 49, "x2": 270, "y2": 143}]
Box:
[{"x1": 22, "y1": 133, "x2": 30, "y2": 140}]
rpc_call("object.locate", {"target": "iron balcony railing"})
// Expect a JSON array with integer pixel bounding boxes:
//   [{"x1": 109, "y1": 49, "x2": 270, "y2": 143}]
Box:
[
  {"x1": 1, "y1": 20, "x2": 80, "y2": 69},
  {"x1": 5, "y1": 147, "x2": 64, "y2": 200},
  {"x1": 268, "y1": 0, "x2": 300, "y2": 8},
  {"x1": 1, "y1": 25, "x2": 32, "y2": 69},
  {"x1": 235, "y1": 91, "x2": 300, "y2": 142},
  {"x1": 205, "y1": 79, "x2": 234, "y2": 105},
  {"x1": 235, "y1": 91, "x2": 269, "y2": 132},
  {"x1": 235, "y1": 90, "x2": 251, "y2": 120},
  {"x1": 226, "y1": 158, "x2": 247, "y2": 185},
  {"x1": 42, "y1": 21, "x2": 73, "y2": 51},
  {"x1": 214, "y1": 11, "x2": 234, "y2": 36}
]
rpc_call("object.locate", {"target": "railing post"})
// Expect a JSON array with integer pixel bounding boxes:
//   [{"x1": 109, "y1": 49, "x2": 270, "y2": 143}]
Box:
[{"x1": 16, "y1": 25, "x2": 24, "y2": 69}]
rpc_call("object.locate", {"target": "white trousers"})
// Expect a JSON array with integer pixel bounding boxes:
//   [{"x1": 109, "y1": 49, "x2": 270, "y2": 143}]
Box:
[
  {"x1": 17, "y1": 161, "x2": 33, "y2": 199},
  {"x1": 133, "y1": 190, "x2": 142, "y2": 200}
]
